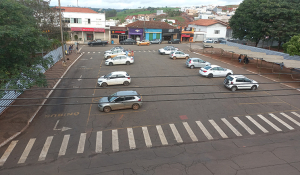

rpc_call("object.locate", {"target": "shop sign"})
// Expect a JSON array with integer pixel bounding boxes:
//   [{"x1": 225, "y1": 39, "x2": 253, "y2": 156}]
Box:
[
  {"x1": 129, "y1": 28, "x2": 143, "y2": 35},
  {"x1": 184, "y1": 27, "x2": 193, "y2": 31},
  {"x1": 71, "y1": 27, "x2": 105, "y2": 32},
  {"x1": 111, "y1": 30, "x2": 128, "y2": 35}
]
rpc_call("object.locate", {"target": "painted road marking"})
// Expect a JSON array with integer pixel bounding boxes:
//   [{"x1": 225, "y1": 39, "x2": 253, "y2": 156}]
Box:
[
  {"x1": 269, "y1": 113, "x2": 294, "y2": 130},
  {"x1": 246, "y1": 116, "x2": 269, "y2": 133},
  {"x1": 96, "y1": 131, "x2": 102, "y2": 153},
  {"x1": 38, "y1": 136, "x2": 53, "y2": 161},
  {"x1": 234, "y1": 117, "x2": 255, "y2": 135},
  {"x1": 195, "y1": 121, "x2": 213, "y2": 140},
  {"x1": 209, "y1": 120, "x2": 228, "y2": 138},
  {"x1": 127, "y1": 128, "x2": 136, "y2": 149},
  {"x1": 112, "y1": 130, "x2": 119, "y2": 152},
  {"x1": 0, "y1": 141, "x2": 18, "y2": 166},
  {"x1": 281, "y1": 113, "x2": 300, "y2": 127},
  {"x1": 258, "y1": 114, "x2": 282, "y2": 131},
  {"x1": 93, "y1": 52, "x2": 95, "y2": 53},
  {"x1": 98, "y1": 52, "x2": 101, "y2": 53},
  {"x1": 77, "y1": 133, "x2": 86, "y2": 153},
  {"x1": 221, "y1": 118, "x2": 242, "y2": 136},
  {"x1": 292, "y1": 112, "x2": 300, "y2": 118},
  {"x1": 88, "y1": 52, "x2": 90, "y2": 54},
  {"x1": 18, "y1": 138, "x2": 36, "y2": 164},
  {"x1": 58, "y1": 135, "x2": 70, "y2": 156},
  {"x1": 183, "y1": 122, "x2": 198, "y2": 142},
  {"x1": 156, "y1": 125, "x2": 168, "y2": 145},
  {"x1": 169, "y1": 124, "x2": 183, "y2": 143},
  {"x1": 142, "y1": 127, "x2": 152, "y2": 148}
]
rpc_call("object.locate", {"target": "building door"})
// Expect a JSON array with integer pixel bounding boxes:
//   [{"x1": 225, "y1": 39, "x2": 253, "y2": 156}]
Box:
[
  {"x1": 87, "y1": 34, "x2": 93, "y2": 40},
  {"x1": 149, "y1": 33, "x2": 153, "y2": 41},
  {"x1": 156, "y1": 33, "x2": 160, "y2": 40}
]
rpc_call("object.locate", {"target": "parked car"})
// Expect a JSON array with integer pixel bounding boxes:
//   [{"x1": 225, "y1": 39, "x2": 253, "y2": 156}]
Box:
[
  {"x1": 217, "y1": 38, "x2": 226, "y2": 42},
  {"x1": 223, "y1": 75, "x2": 259, "y2": 91},
  {"x1": 168, "y1": 39, "x2": 181, "y2": 44},
  {"x1": 170, "y1": 51, "x2": 189, "y2": 59},
  {"x1": 204, "y1": 38, "x2": 217, "y2": 43},
  {"x1": 158, "y1": 46, "x2": 178, "y2": 55},
  {"x1": 186, "y1": 58, "x2": 211, "y2": 69},
  {"x1": 150, "y1": 39, "x2": 161, "y2": 44},
  {"x1": 104, "y1": 50, "x2": 126, "y2": 59},
  {"x1": 98, "y1": 91, "x2": 142, "y2": 113},
  {"x1": 199, "y1": 65, "x2": 233, "y2": 78},
  {"x1": 88, "y1": 39, "x2": 108, "y2": 47},
  {"x1": 203, "y1": 40, "x2": 214, "y2": 48},
  {"x1": 97, "y1": 71, "x2": 131, "y2": 87},
  {"x1": 105, "y1": 55, "x2": 134, "y2": 66},
  {"x1": 104, "y1": 46, "x2": 124, "y2": 54},
  {"x1": 120, "y1": 38, "x2": 137, "y2": 45},
  {"x1": 138, "y1": 40, "x2": 150, "y2": 46},
  {"x1": 220, "y1": 40, "x2": 227, "y2": 44}
]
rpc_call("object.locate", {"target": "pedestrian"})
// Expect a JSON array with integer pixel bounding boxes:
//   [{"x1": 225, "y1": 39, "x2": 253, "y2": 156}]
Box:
[
  {"x1": 125, "y1": 49, "x2": 129, "y2": 56},
  {"x1": 238, "y1": 55, "x2": 242, "y2": 63},
  {"x1": 280, "y1": 62, "x2": 284, "y2": 70},
  {"x1": 69, "y1": 45, "x2": 72, "y2": 54},
  {"x1": 244, "y1": 56, "x2": 249, "y2": 64},
  {"x1": 76, "y1": 45, "x2": 79, "y2": 54}
]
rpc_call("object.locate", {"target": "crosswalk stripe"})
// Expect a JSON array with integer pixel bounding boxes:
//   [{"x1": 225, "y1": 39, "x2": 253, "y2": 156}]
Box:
[
  {"x1": 0, "y1": 140, "x2": 18, "y2": 166},
  {"x1": 98, "y1": 52, "x2": 101, "y2": 53},
  {"x1": 209, "y1": 120, "x2": 228, "y2": 138},
  {"x1": 258, "y1": 114, "x2": 282, "y2": 131},
  {"x1": 139, "y1": 51, "x2": 141, "y2": 52},
  {"x1": 269, "y1": 113, "x2": 294, "y2": 130},
  {"x1": 88, "y1": 52, "x2": 90, "y2": 53},
  {"x1": 234, "y1": 117, "x2": 255, "y2": 135},
  {"x1": 112, "y1": 130, "x2": 119, "y2": 152},
  {"x1": 221, "y1": 118, "x2": 242, "y2": 136},
  {"x1": 156, "y1": 125, "x2": 168, "y2": 145},
  {"x1": 183, "y1": 122, "x2": 198, "y2": 141},
  {"x1": 18, "y1": 138, "x2": 36, "y2": 164},
  {"x1": 144, "y1": 51, "x2": 146, "y2": 52},
  {"x1": 148, "y1": 51, "x2": 151, "y2": 52},
  {"x1": 291, "y1": 112, "x2": 300, "y2": 118},
  {"x1": 93, "y1": 52, "x2": 95, "y2": 53},
  {"x1": 95, "y1": 131, "x2": 102, "y2": 153},
  {"x1": 169, "y1": 124, "x2": 183, "y2": 143},
  {"x1": 281, "y1": 113, "x2": 300, "y2": 127},
  {"x1": 127, "y1": 128, "x2": 136, "y2": 149},
  {"x1": 38, "y1": 136, "x2": 53, "y2": 161},
  {"x1": 142, "y1": 127, "x2": 152, "y2": 148},
  {"x1": 77, "y1": 133, "x2": 86, "y2": 153},
  {"x1": 58, "y1": 135, "x2": 70, "y2": 156},
  {"x1": 246, "y1": 116, "x2": 269, "y2": 133},
  {"x1": 195, "y1": 121, "x2": 213, "y2": 140}
]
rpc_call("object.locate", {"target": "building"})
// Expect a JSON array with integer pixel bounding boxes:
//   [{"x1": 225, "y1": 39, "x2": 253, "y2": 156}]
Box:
[
  {"x1": 181, "y1": 27, "x2": 194, "y2": 42},
  {"x1": 110, "y1": 26, "x2": 128, "y2": 44},
  {"x1": 125, "y1": 15, "x2": 137, "y2": 24}
]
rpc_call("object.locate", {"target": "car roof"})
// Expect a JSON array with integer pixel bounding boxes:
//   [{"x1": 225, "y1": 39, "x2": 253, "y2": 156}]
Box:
[
  {"x1": 115, "y1": 91, "x2": 139, "y2": 96},
  {"x1": 229, "y1": 75, "x2": 246, "y2": 78},
  {"x1": 190, "y1": 58, "x2": 202, "y2": 60},
  {"x1": 209, "y1": 65, "x2": 220, "y2": 68},
  {"x1": 111, "y1": 71, "x2": 127, "y2": 74}
]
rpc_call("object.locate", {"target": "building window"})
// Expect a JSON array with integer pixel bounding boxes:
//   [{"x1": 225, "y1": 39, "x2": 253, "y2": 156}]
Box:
[
  {"x1": 88, "y1": 19, "x2": 90, "y2": 24},
  {"x1": 63, "y1": 18, "x2": 70, "y2": 23},
  {"x1": 71, "y1": 18, "x2": 82, "y2": 24},
  {"x1": 214, "y1": 30, "x2": 220, "y2": 34},
  {"x1": 111, "y1": 35, "x2": 118, "y2": 38}
]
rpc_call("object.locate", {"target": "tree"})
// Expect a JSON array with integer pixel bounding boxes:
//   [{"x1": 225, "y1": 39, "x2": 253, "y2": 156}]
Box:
[
  {"x1": 0, "y1": 0, "x2": 53, "y2": 97},
  {"x1": 283, "y1": 34, "x2": 300, "y2": 56}
]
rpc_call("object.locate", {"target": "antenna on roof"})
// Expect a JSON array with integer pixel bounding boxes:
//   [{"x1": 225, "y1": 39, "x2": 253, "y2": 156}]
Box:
[{"x1": 77, "y1": 0, "x2": 78, "y2": 7}]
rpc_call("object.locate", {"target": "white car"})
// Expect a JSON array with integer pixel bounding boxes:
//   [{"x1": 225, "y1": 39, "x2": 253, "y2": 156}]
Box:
[
  {"x1": 98, "y1": 71, "x2": 131, "y2": 87},
  {"x1": 105, "y1": 55, "x2": 134, "y2": 66},
  {"x1": 104, "y1": 50, "x2": 126, "y2": 59},
  {"x1": 158, "y1": 46, "x2": 178, "y2": 55},
  {"x1": 199, "y1": 65, "x2": 233, "y2": 78},
  {"x1": 104, "y1": 47, "x2": 124, "y2": 54},
  {"x1": 186, "y1": 58, "x2": 211, "y2": 69},
  {"x1": 224, "y1": 75, "x2": 259, "y2": 91},
  {"x1": 170, "y1": 51, "x2": 189, "y2": 59},
  {"x1": 203, "y1": 38, "x2": 217, "y2": 43}
]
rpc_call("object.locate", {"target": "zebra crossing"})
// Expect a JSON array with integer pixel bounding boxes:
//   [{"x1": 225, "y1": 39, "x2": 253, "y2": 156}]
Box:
[
  {"x1": 83, "y1": 50, "x2": 188, "y2": 54},
  {"x1": 1, "y1": 112, "x2": 300, "y2": 166}
]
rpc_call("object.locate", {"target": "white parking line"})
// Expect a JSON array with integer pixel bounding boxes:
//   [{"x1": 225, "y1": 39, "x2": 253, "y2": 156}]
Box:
[
  {"x1": 281, "y1": 113, "x2": 300, "y2": 127},
  {"x1": 0, "y1": 141, "x2": 18, "y2": 166},
  {"x1": 292, "y1": 112, "x2": 300, "y2": 118},
  {"x1": 142, "y1": 127, "x2": 152, "y2": 148},
  {"x1": 127, "y1": 128, "x2": 136, "y2": 149},
  {"x1": 96, "y1": 131, "x2": 102, "y2": 153},
  {"x1": 93, "y1": 52, "x2": 95, "y2": 53},
  {"x1": 88, "y1": 52, "x2": 90, "y2": 54},
  {"x1": 269, "y1": 113, "x2": 294, "y2": 130},
  {"x1": 246, "y1": 116, "x2": 269, "y2": 133},
  {"x1": 169, "y1": 124, "x2": 183, "y2": 143},
  {"x1": 38, "y1": 136, "x2": 53, "y2": 161},
  {"x1": 209, "y1": 120, "x2": 228, "y2": 138},
  {"x1": 112, "y1": 130, "x2": 119, "y2": 152},
  {"x1": 58, "y1": 135, "x2": 70, "y2": 156},
  {"x1": 221, "y1": 118, "x2": 242, "y2": 136},
  {"x1": 258, "y1": 114, "x2": 282, "y2": 131},
  {"x1": 77, "y1": 133, "x2": 86, "y2": 153},
  {"x1": 195, "y1": 121, "x2": 213, "y2": 140},
  {"x1": 183, "y1": 122, "x2": 198, "y2": 141},
  {"x1": 18, "y1": 138, "x2": 36, "y2": 164},
  {"x1": 156, "y1": 125, "x2": 168, "y2": 145},
  {"x1": 234, "y1": 117, "x2": 255, "y2": 135},
  {"x1": 98, "y1": 52, "x2": 101, "y2": 53}
]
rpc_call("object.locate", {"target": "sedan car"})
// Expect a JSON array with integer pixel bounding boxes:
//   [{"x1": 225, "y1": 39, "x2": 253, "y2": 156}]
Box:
[
  {"x1": 150, "y1": 39, "x2": 161, "y2": 44},
  {"x1": 105, "y1": 55, "x2": 134, "y2": 66},
  {"x1": 98, "y1": 91, "x2": 142, "y2": 113},
  {"x1": 170, "y1": 51, "x2": 189, "y2": 59},
  {"x1": 104, "y1": 46, "x2": 124, "y2": 54},
  {"x1": 120, "y1": 38, "x2": 137, "y2": 45},
  {"x1": 104, "y1": 50, "x2": 126, "y2": 59},
  {"x1": 224, "y1": 75, "x2": 259, "y2": 91},
  {"x1": 158, "y1": 46, "x2": 179, "y2": 55},
  {"x1": 204, "y1": 38, "x2": 217, "y2": 43},
  {"x1": 168, "y1": 39, "x2": 181, "y2": 44},
  {"x1": 97, "y1": 71, "x2": 131, "y2": 87},
  {"x1": 199, "y1": 65, "x2": 233, "y2": 78},
  {"x1": 138, "y1": 40, "x2": 150, "y2": 46},
  {"x1": 186, "y1": 58, "x2": 211, "y2": 69}
]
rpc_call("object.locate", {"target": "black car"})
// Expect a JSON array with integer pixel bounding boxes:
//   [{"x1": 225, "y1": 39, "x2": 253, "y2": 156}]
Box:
[
  {"x1": 120, "y1": 38, "x2": 137, "y2": 45},
  {"x1": 88, "y1": 39, "x2": 108, "y2": 47},
  {"x1": 168, "y1": 39, "x2": 181, "y2": 44}
]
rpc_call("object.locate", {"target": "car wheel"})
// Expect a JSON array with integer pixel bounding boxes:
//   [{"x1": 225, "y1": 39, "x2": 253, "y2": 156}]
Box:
[
  {"x1": 132, "y1": 103, "x2": 140, "y2": 110},
  {"x1": 123, "y1": 81, "x2": 129, "y2": 86},
  {"x1": 173, "y1": 56, "x2": 176, "y2": 60},
  {"x1": 103, "y1": 106, "x2": 111, "y2": 113},
  {"x1": 251, "y1": 85, "x2": 257, "y2": 90},
  {"x1": 126, "y1": 61, "x2": 130, "y2": 65},
  {"x1": 185, "y1": 56, "x2": 189, "y2": 59},
  {"x1": 109, "y1": 62, "x2": 113, "y2": 66},
  {"x1": 190, "y1": 65, "x2": 195, "y2": 69},
  {"x1": 231, "y1": 86, "x2": 237, "y2": 92},
  {"x1": 90, "y1": 44, "x2": 93, "y2": 47},
  {"x1": 207, "y1": 73, "x2": 213, "y2": 78},
  {"x1": 147, "y1": 43, "x2": 150, "y2": 46},
  {"x1": 226, "y1": 73, "x2": 232, "y2": 77},
  {"x1": 101, "y1": 82, "x2": 108, "y2": 87}
]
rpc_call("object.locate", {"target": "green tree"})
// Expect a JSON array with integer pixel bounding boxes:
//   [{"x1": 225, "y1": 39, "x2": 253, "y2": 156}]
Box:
[
  {"x1": 0, "y1": 0, "x2": 53, "y2": 97},
  {"x1": 283, "y1": 34, "x2": 300, "y2": 56}
]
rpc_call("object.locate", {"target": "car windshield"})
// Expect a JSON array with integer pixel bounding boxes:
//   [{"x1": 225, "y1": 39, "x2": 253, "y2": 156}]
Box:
[
  {"x1": 203, "y1": 66, "x2": 211, "y2": 70},
  {"x1": 108, "y1": 93, "x2": 118, "y2": 102},
  {"x1": 226, "y1": 76, "x2": 234, "y2": 81},
  {"x1": 104, "y1": 73, "x2": 112, "y2": 78}
]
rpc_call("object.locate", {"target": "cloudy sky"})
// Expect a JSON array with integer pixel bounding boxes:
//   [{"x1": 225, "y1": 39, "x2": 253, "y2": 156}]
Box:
[{"x1": 50, "y1": 0, "x2": 243, "y2": 9}]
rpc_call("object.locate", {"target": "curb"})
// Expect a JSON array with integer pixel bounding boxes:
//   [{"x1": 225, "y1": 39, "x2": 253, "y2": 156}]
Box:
[{"x1": 0, "y1": 52, "x2": 85, "y2": 148}]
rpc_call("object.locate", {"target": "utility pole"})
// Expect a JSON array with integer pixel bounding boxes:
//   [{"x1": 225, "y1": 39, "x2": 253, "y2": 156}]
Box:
[{"x1": 58, "y1": 0, "x2": 66, "y2": 66}]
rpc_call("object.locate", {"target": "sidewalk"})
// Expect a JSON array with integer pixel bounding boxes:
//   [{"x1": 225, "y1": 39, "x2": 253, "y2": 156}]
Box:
[{"x1": 0, "y1": 49, "x2": 84, "y2": 147}]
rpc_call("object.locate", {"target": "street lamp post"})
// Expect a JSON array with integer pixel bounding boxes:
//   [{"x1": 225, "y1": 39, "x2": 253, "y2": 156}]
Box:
[{"x1": 58, "y1": 0, "x2": 66, "y2": 66}]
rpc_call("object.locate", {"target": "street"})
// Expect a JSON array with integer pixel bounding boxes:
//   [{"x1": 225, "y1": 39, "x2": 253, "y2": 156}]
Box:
[{"x1": 1, "y1": 43, "x2": 300, "y2": 174}]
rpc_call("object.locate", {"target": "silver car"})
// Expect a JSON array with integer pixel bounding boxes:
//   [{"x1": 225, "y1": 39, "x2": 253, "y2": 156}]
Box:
[
  {"x1": 105, "y1": 55, "x2": 134, "y2": 66},
  {"x1": 224, "y1": 75, "x2": 259, "y2": 91},
  {"x1": 186, "y1": 58, "x2": 211, "y2": 69},
  {"x1": 98, "y1": 91, "x2": 143, "y2": 112},
  {"x1": 150, "y1": 39, "x2": 161, "y2": 44},
  {"x1": 170, "y1": 51, "x2": 189, "y2": 59}
]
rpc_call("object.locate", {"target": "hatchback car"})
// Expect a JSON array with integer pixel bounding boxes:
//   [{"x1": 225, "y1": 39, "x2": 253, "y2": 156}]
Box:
[
  {"x1": 168, "y1": 39, "x2": 181, "y2": 44},
  {"x1": 98, "y1": 91, "x2": 142, "y2": 113},
  {"x1": 199, "y1": 65, "x2": 233, "y2": 78},
  {"x1": 158, "y1": 46, "x2": 179, "y2": 55},
  {"x1": 138, "y1": 40, "x2": 150, "y2": 46},
  {"x1": 105, "y1": 55, "x2": 134, "y2": 66},
  {"x1": 223, "y1": 75, "x2": 259, "y2": 91},
  {"x1": 186, "y1": 58, "x2": 211, "y2": 69},
  {"x1": 170, "y1": 51, "x2": 189, "y2": 59},
  {"x1": 120, "y1": 38, "x2": 136, "y2": 45},
  {"x1": 97, "y1": 71, "x2": 131, "y2": 87},
  {"x1": 104, "y1": 50, "x2": 126, "y2": 59},
  {"x1": 150, "y1": 39, "x2": 161, "y2": 44}
]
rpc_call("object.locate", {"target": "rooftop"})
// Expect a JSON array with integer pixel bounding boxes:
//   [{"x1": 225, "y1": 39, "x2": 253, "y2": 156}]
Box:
[
  {"x1": 54, "y1": 7, "x2": 98, "y2": 14},
  {"x1": 126, "y1": 21, "x2": 176, "y2": 29}
]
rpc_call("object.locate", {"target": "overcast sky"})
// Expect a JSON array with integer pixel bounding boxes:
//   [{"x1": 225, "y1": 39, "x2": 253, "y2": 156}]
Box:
[{"x1": 50, "y1": 0, "x2": 243, "y2": 9}]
